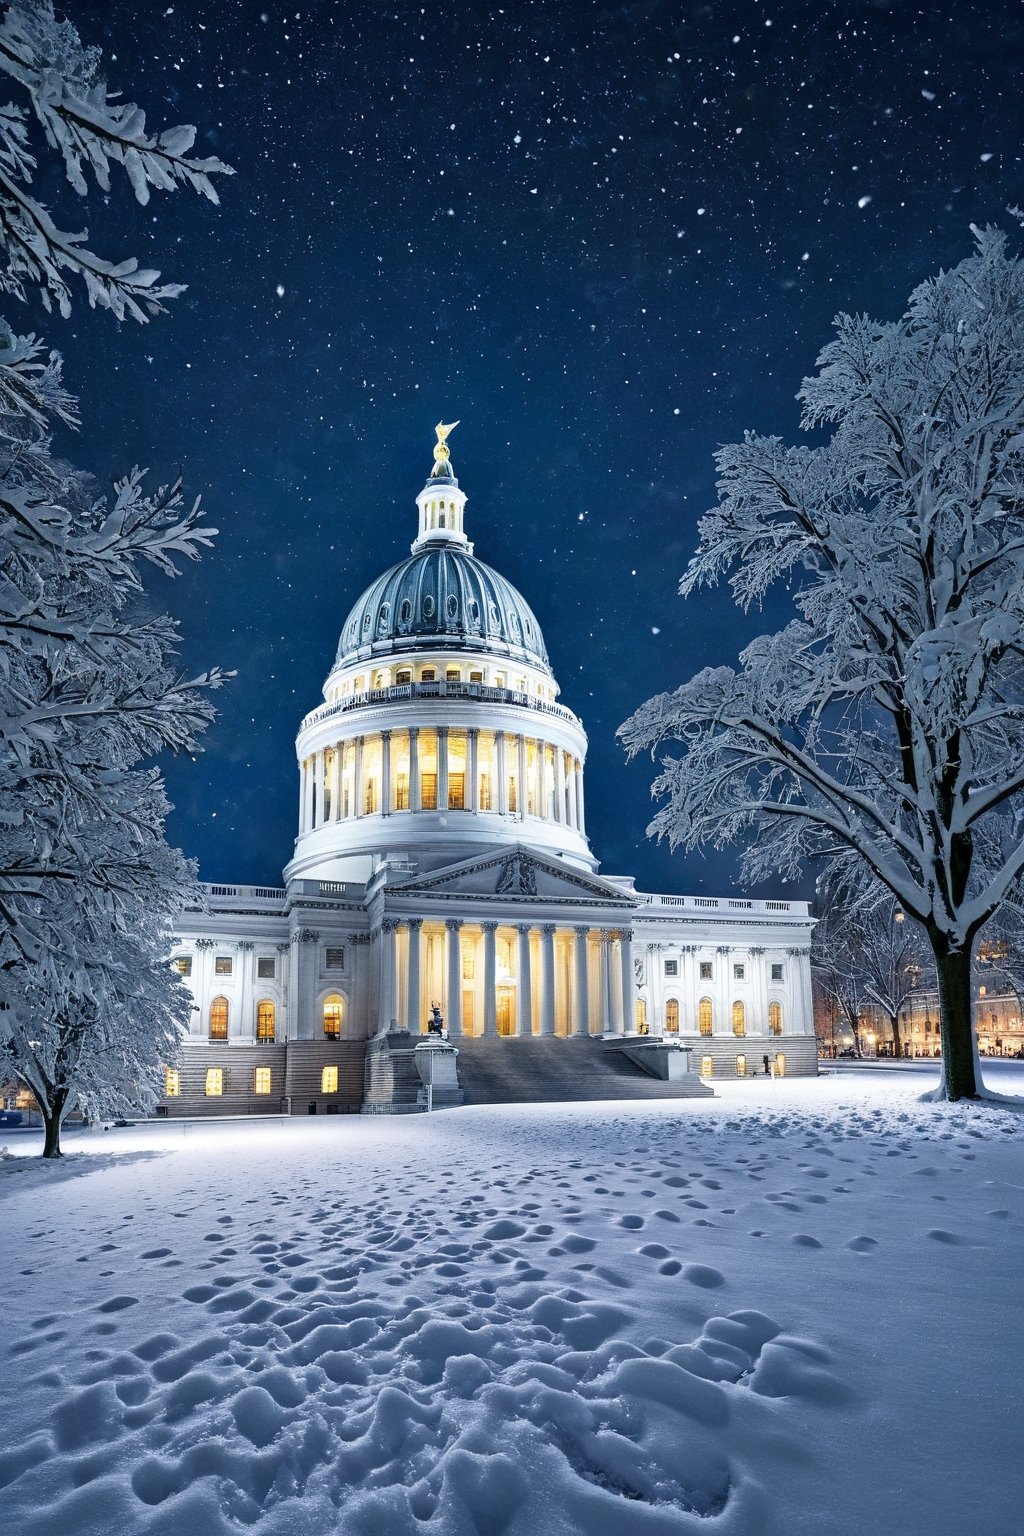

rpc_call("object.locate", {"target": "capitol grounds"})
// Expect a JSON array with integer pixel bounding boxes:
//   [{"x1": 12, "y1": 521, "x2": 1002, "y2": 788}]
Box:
[{"x1": 2, "y1": 1059, "x2": 1022, "y2": 1536}]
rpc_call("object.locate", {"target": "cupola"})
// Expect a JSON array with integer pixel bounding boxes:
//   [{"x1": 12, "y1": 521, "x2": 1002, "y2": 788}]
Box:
[{"x1": 411, "y1": 420, "x2": 471, "y2": 553}]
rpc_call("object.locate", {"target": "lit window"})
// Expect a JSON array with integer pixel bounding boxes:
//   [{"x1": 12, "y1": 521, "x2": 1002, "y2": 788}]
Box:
[
  {"x1": 215, "y1": 956, "x2": 233, "y2": 976},
  {"x1": 769, "y1": 1001, "x2": 783, "y2": 1036},
  {"x1": 665, "y1": 999, "x2": 680, "y2": 1033},
  {"x1": 636, "y1": 1000, "x2": 647, "y2": 1033},
  {"x1": 322, "y1": 1065, "x2": 339, "y2": 1094},
  {"x1": 733, "y1": 963, "x2": 745, "y2": 981},
  {"x1": 165, "y1": 1067, "x2": 180, "y2": 1097},
  {"x1": 257, "y1": 956, "x2": 275, "y2": 980},
  {"x1": 701, "y1": 1055, "x2": 713, "y2": 1077},
  {"x1": 732, "y1": 1001, "x2": 746, "y2": 1037},
  {"x1": 699, "y1": 998, "x2": 713, "y2": 1036},
  {"x1": 323, "y1": 995, "x2": 343, "y2": 1038},
  {"x1": 325, "y1": 947, "x2": 345, "y2": 971},
  {"x1": 448, "y1": 773, "x2": 465, "y2": 810},
  {"x1": 174, "y1": 955, "x2": 192, "y2": 978},
  {"x1": 469, "y1": 670, "x2": 483, "y2": 683},
  {"x1": 256, "y1": 1000, "x2": 276, "y2": 1041},
  {"x1": 736, "y1": 1054, "x2": 747, "y2": 1077},
  {"x1": 396, "y1": 773, "x2": 410, "y2": 810},
  {"x1": 700, "y1": 961, "x2": 713, "y2": 980},
  {"x1": 254, "y1": 1067, "x2": 272, "y2": 1095},
  {"x1": 771, "y1": 963, "x2": 783, "y2": 981},
  {"x1": 209, "y1": 997, "x2": 229, "y2": 1040},
  {"x1": 421, "y1": 772, "x2": 438, "y2": 810},
  {"x1": 396, "y1": 668, "x2": 412, "y2": 684},
  {"x1": 446, "y1": 667, "x2": 460, "y2": 681},
  {"x1": 421, "y1": 668, "x2": 436, "y2": 682},
  {"x1": 774, "y1": 1053, "x2": 786, "y2": 1078},
  {"x1": 205, "y1": 1068, "x2": 223, "y2": 1097},
  {"x1": 664, "y1": 959, "x2": 678, "y2": 977}
]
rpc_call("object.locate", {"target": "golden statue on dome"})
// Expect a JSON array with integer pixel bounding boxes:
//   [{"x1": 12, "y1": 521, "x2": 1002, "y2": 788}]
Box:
[{"x1": 431, "y1": 419, "x2": 459, "y2": 476}]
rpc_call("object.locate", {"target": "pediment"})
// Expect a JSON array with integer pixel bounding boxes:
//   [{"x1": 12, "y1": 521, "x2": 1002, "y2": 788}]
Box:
[{"x1": 388, "y1": 846, "x2": 638, "y2": 906}]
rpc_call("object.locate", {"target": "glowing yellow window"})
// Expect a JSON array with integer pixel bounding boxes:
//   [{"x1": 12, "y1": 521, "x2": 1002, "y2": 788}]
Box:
[
  {"x1": 769, "y1": 1001, "x2": 782, "y2": 1036},
  {"x1": 209, "y1": 996, "x2": 228, "y2": 1040},
  {"x1": 732, "y1": 1001, "x2": 746, "y2": 1037},
  {"x1": 698, "y1": 998, "x2": 713, "y2": 1036},
  {"x1": 205, "y1": 1068, "x2": 223, "y2": 1097},
  {"x1": 254, "y1": 1067, "x2": 272, "y2": 1095},
  {"x1": 321, "y1": 1065, "x2": 339, "y2": 1094},
  {"x1": 700, "y1": 1055, "x2": 713, "y2": 1077},
  {"x1": 164, "y1": 1067, "x2": 180, "y2": 1097},
  {"x1": 323, "y1": 995, "x2": 343, "y2": 1038},
  {"x1": 665, "y1": 999, "x2": 679, "y2": 1033},
  {"x1": 256, "y1": 1000, "x2": 275, "y2": 1041}
]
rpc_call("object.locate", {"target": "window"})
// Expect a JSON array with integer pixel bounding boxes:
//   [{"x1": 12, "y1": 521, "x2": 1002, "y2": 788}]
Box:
[
  {"x1": 700, "y1": 961, "x2": 713, "y2": 980},
  {"x1": 256, "y1": 1000, "x2": 276, "y2": 1041},
  {"x1": 165, "y1": 1067, "x2": 180, "y2": 1097},
  {"x1": 736, "y1": 1054, "x2": 747, "y2": 1077},
  {"x1": 446, "y1": 667, "x2": 460, "y2": 681},
  {"x1": 470, "y1": 670, "x2": 483, "y2": 683},
  {"x1": 254, "y1": 1067, "x2": 272, "y2": 1095},
  {"x1": 325, "y1": 946, "x2": 344, "y2": 971},
  {"x1": 395, "y1": 773, "x2": 409, "y2": 811},
  {"x1": 209, "y1": 996, "x2": 229, "y2": 1040},
  {"x1": 732, "y1": 1001, "x2": 746, "y2": 1037},
  {"x1": 205, "y1": 1068, "x2": 223, "y2": 1097},
  {"x1": 448, "y1": 773, "x2": 465, "y2": 810},
  {"x1": 771, "y1": 963, "x2": 784, "y2": 982},
  {"x1": 421, "y1": 772, "x2": 438, "y2": 810},
  {"x1": 323, "y1": 995, "x2": 343, "y2": 1038},
  {"x1": 733, "y1": 963, "x2": 745, "y2": 981},
  {"x1": 215, "y1": 956, "x2": 233, "y2": 977},
  {"x1": 664, "y1": 959, "x2": 678, "y2": 977},
  {"x1": 508, "y1": 776, "x2": 518, "y2": 813},
  {"x1": 421, "y1": 668, "x2": 436, "y2": 681},
  {"x1": 769, "y1": 1001, "x2": 783, "y2": 1036},
  {"x1": 636, "y1": 1000, "x2": 647, "y2": 1034},
  {"x1": 322, "y1": 1065, "x2": 339, "y2": 1094},
  {"x1": 257, "y1": 956, "x2": 276, "y2": 980},
  {"x1": 479, "y1": 773, "x2": 492, "y2": 811},
  {"x1": 399, "y1": 600, "x2": 412, "y2": 625},
  {"x1": 174, "y1": 955, "x2": 192, "y2": 978},
  {"x1": 701, "y1": 1055, "x2": 713, "y2": 1077},
  {"x1": 396, "y1": 668, "x2": 412, "y2": 684},
  {"x1": 665, "y1": 999, "x2": 679, "y2": 1033},
  {"x1": 774, "y1": 1053, "x2": 787, "y2": 1078},
  {"x1": 699, "y1": 998, "x2": 713, "y2": 1036}
]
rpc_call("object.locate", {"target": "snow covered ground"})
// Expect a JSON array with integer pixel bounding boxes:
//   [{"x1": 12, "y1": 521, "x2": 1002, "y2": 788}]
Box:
[{"x1": 2, "y1": 1065, "x2": 1023, "y2": 1536}]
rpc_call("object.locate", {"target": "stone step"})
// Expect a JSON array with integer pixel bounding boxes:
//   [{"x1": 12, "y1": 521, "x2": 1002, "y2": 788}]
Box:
[{"x1": 453, "y1": 1036, "x2": 715, "y2": 1105}]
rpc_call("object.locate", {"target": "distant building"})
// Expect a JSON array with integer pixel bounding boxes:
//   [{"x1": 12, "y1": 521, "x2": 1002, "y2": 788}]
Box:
[{"x1": 160, "y1": 431, "x2": 816, "y2": 1115}]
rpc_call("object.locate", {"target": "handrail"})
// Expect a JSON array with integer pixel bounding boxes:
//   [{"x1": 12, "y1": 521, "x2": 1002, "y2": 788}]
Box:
[{"x1": 300, "y1": 681, "x2": 580, "y2": 734}]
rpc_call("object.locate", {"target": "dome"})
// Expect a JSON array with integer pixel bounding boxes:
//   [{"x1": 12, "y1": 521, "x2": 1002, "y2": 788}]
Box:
[{"x1": 335, "y1": 546, "x2": 551, "y2": 671}]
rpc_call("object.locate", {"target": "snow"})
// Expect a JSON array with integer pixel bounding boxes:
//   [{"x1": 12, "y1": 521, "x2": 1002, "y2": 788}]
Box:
[{"x1": 2, "y1": 1067, "x2": 1023, "y2": 1534}]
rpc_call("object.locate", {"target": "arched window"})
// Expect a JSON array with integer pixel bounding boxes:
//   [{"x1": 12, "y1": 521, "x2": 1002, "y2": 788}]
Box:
[
  {"x1": 769, "y1": 1001, "x2": 783, "y2": 1036},
  {"x1": 664, "y1": 998, "x2": 680, "y2": 1033},
  {"x1": 256, "y1": 1000, "x2": 275, "y2": 1041},
  {"x1": 323, "y1": 995, "x2": 343, "y2": 1039},
  {"x1": 736, "y1": 1053, "x2": 747, "y2": 1076},
  {"x1": 732, "y1": 1001, "x2": 746, "y2": 1037},
  {"x1": 399, "y1": 599, "x2": 412, "y2": 625},
  {"x1": 636, "y1": 999, "x2": 647, "y2": 1035},
  {"x1": 699, "y1": 997, "x2": 713, "y2": 1036},
  {"x1": 209, "y1": 996, "x2": 228, "y2": 1040},
  {"x1": 700, "y1": 1055, "x2": 713, "y2": 1077}
]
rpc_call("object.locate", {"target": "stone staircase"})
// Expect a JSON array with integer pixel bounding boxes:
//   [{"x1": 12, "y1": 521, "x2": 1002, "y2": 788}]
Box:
[{"x1": 453, "y1": 1036, "x2": 714, "y2": 1105}]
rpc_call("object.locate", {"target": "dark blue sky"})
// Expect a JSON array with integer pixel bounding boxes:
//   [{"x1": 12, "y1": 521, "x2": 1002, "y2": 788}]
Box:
[{"x1": 46, "y1": 0, "x2": 1024, "y2": 895}]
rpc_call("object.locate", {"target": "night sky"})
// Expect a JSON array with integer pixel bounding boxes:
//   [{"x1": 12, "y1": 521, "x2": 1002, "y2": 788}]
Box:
[{"x1": 43, "y1": 0, "x2": 1024, "y2": 897}]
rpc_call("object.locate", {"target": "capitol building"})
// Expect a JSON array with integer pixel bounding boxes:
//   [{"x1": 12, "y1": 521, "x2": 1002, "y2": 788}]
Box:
[{"x1": 161, "y1": 427, "x2": 816, "y2": 1115}]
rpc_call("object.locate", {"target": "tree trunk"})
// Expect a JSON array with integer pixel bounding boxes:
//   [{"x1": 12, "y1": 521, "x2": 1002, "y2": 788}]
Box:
[
  {"x1": 888, "y1": 1011, "x2": 903, "y2": 1060},
  {"x1": 41, "y1": 1092, "x2": 66, "y2": 1158},
  {"x1": 931, "y1": 935, "x2": 978, "y2": 1100}
]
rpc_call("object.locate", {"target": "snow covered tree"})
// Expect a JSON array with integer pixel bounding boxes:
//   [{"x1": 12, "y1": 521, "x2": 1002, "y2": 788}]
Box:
[
  {"x1": 0, "y1": 1, "x2": 232, "y2": 1152},
  {"x1": 812, "y1": 893, "x2": 931, "y2": 1059},
  {"x1": 621, "y1": 228, "x2": 1024, "y2": 1102}
]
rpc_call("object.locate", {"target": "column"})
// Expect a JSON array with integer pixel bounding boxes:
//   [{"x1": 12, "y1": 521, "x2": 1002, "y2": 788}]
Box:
[
  {"x1": 467, "y1": 728, "x2": 479, "y2": 812},
  {"x1": 299, "y1": 760, "x2": 308, "y2": 834},
  {"x1": 517, "y1": 735, "x2": 528, "y2": 818},
  {"x1": 620, "y1": 928, "x2": 635, "y2": 1033},
  {"x1": 648, "y1": 946, "x2": 663, "y2": 1037},
  {"x1": 601, "y1": 931, "x2": 616, "y2": 1032},
  {"x1": 381, "y1": 730, "x2": 392, "y2": 816},
  {"x1": 540, "y1": 925, "x2": 556, "y2": 1036},
  {"x1": 354, "y1": 735, "x2": 365, "y2": 818},
  {"x1": 572, "y1": 926, "x2": 590, "y2": 1036},
  {"x1": 554, "y1": 749, "x2": 566, "y2": 825},
  {"x1": 567, "y1": 755, "x2": 578, "y2": 831},
  {"x1": 313, "y1": 751, "x2": 324, "y2": 828},
  {"x1": 446, "y1": 919, "x2": 463, "y2": 1036},
  {"x1": 410, "y1": 726, "x2": 421, "y2": 812},
  {"x1": 407, "y1": 918, "x2": 422, "y2": 1033},
  {"x1": 534, "y1": 741, "x2": 545, "y2": 819},
  {"x1": 379, "y1": 919, "x2": 397, "y2": 1031},
  {"x1": 496, "y1": 732, "x2": 509, "y2": 815},
  {"x1": 437, "y1": 726, "x2": 449, "y2": 812},
  {"x1": 516, "y1": 924, "x2": 532, "y2": 1037},
  {"x1": 482, "y1": 921, "x2": 498, "y2": 1035},
  {"x1": 575, "y1": 763, "x2": 585, "y2": 836},
  {"x1": 330, "y1": 744, "x2": 342, "y2": 821}
]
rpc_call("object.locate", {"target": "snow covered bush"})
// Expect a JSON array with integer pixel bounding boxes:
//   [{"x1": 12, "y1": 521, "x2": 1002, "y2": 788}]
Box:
[
  {"x1": 621, "y1": 227, "x2": 1024, "y2": 1102},
  {"x1": 0, "y1": 1, "x2": 232, "y2": 1153}
]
